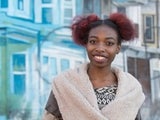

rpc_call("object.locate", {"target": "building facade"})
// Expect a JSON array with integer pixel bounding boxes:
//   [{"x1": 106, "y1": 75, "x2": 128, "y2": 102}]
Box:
[{"x1": 0, "y1": 0, "x2": 102, "y2": 119}]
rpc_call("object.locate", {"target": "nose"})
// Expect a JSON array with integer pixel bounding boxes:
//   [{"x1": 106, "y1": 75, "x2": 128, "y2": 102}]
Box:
[{"x1": 95, "y1": 43, "x2": 105, "y2": 53}]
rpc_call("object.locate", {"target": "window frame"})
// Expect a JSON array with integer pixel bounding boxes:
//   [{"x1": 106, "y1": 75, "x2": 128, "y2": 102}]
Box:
[
  {"x1": 61, "y1": 0, "x2": 75, "y2": 25},
  {"x1": 143, "y1": 14, "x2": 155, "y2": 43},
  {"x1": 17, "y1": 0, "x2": 24, "y2": 10},
  {"x1": 0, "y1": 0, "x2": 8, "y2": 8},
  {"x1": 83, "y1": 0, "x2": 94, "y2": 14},
  {"x1": 11, "y1": 53, "x2": 27, "y2": 95},
  {"x1": 42, "y1": 7, "x2": 52, "y2": 24}
]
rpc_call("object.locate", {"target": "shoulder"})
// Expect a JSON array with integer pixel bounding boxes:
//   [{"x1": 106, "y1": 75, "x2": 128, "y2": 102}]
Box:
[
  {"x1": 112, "y1": 66, "x2": 136, "y2": 79},
  {"x1": 112, "y1": 66, "x2": 142, "y2": 86},
  {"x1": 112, "y1": 66, "x2": 145, "y2": 101}
]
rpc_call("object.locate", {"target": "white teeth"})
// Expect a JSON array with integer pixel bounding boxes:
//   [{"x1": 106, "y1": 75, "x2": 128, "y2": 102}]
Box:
[{"x1": 95, "y1": 56, "x2": 105, "y2": 60}]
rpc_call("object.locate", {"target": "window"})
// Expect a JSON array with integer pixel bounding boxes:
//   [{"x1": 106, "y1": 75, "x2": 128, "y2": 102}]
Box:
[
  {"x1": 134, "y1": 23, "x2": 139, "y2": 38},
  {"x1": 12, "y1": 54, "x2": 26, "y2": 95},
  {"x1": 13, "y1": 74, "x2": 25, "y2": 95},
  {"x1": 62, "y1": 0, "x2": 75, "y2": 25},
  {"x1": 50, "y1": 57, "x2": 57, "y2": 75},
  {"x1": 42, "y1": 0, "x2": 52, "y2": 3},
  {"x1": 42, "y1": 8, "x2": 52, "y2": 24},
  {"x1": 61, "y1": 58, "x2": 69, "y2": 71},
  {"x1": 43, "y1": 56, "x2": 49, "y2": 64},
  {"x1": 0, "y1": 0, "x2": 8, "y2": 8},
  {"x1": 64, "y1": 8, "x2": 72, "y2": 24},
  {"x1": 42, "y1": 56, "x2": 49, "y2": 81},
  {"x1": 83, "y1": 0, "x2": 94, "y2": 14},
  {"x1": 13, "y1": 54, "x2": 25, "y2": 71},
  {"x1": 41, "y1": 56, "x2": 57, "y2": 82},
  {"x1": 17, "y1": 0, "x2": 24, "y2": 10},
  {"x1": 117, "y1": 7, "x2": 126, "y2": 14},
  {"x1": 8, "y1": 0, "x2": 30, "y2": 19},
  {"x1": 143, "y1": 15, "x2": 155, "y2": 43}
]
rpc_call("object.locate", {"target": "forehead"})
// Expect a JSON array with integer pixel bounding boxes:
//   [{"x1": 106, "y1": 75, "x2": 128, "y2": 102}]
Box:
[{"x1": 89, "y1": 25, "x2": 118, "y2": 37}]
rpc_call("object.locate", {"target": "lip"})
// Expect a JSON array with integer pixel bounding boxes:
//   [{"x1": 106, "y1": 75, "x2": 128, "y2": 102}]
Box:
[{"x1": 93, "y1": 55, "x2": 107, "y2": 63}]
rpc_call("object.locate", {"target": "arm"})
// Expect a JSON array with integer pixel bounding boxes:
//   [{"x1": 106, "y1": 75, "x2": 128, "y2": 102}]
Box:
[{"x1": 42, "y1": 91, "x2": 63, "y2": 120}]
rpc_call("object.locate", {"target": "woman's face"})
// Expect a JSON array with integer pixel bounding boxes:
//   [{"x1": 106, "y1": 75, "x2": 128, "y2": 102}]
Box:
[{"x1": 86, "y1": 25, "x2": 121, "y2": 68}]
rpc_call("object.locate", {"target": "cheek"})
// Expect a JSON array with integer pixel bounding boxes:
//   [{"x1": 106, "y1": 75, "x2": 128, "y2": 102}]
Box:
[{"x1": 108, "y1": 48, "x2": 119, "y2": 56}]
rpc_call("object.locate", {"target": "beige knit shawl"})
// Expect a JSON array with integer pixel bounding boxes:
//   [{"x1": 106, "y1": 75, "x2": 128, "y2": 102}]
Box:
[{"x1": 52, "y1": 63, "x2": 145, "y2": 120}]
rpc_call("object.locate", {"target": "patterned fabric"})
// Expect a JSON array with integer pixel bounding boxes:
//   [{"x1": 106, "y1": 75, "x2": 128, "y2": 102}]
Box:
[{"x1": 94, "y1": 85, "x2": 117, "y2": 110}]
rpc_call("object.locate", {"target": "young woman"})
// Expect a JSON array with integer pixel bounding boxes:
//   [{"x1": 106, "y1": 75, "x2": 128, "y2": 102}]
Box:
[{"x1": 42, "y1": 13, "x2": 145, "y2": 120}]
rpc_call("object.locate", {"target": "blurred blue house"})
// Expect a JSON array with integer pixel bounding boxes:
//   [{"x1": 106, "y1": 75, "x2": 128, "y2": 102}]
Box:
[{"x1": 0, "y1": 0, "x2": 105, "y2": 119}]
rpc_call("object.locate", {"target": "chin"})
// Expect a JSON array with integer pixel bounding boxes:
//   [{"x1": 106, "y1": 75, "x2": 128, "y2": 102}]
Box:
[{"x1": 91, "y1": 62, "x2": 109, "y2": 68}]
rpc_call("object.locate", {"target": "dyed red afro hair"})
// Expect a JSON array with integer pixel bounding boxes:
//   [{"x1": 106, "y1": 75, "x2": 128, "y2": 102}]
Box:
[
  {"x1": 71, "y1": 13, "x2": 135, "y2": 46},
  {"x1": 71, "y1": 14, "x2": 100, "y2": 46},
  {"x1": 109, "y1": 13, "x2": 135, "y2": 41}
]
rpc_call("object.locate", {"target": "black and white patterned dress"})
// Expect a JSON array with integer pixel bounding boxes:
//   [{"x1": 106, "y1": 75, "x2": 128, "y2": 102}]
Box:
[{"x1": 94, "y1": 85, "x2": 117, "y2": 110}]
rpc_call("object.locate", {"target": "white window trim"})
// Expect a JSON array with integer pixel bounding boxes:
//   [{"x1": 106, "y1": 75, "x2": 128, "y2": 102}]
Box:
[
  {"x1": 61, "y1": 0, "x2": 76, "y2": 25},
  {"x1": 8, "y1": 0, "x2": 31, "y2": 19},
  {"x1": 143, "y1": 14, "x2": 155, "y2": 43}
]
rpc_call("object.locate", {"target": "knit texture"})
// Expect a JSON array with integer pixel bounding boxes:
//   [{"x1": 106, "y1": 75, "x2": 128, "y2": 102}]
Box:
[{"x1": 52, "y1": 63, "x2": 145, "y2": 120}]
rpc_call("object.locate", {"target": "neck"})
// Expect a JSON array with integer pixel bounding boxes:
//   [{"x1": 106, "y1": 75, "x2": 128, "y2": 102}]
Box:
[
  {"x1": 87, "y1": 64, "x2": 118, "y2": 88},
  {"x1": 88, "y1": 65, "x2": 111, "y2": 80}
]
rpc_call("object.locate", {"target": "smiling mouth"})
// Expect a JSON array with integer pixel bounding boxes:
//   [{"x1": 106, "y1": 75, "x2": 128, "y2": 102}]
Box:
[{"x1": 93, "y1": 55, "x2": 107, "y2": 62}]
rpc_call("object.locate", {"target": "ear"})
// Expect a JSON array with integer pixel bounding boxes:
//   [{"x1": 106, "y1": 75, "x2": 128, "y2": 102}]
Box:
[{"x1": 116, "y1": 45, "x2": 121, "y2": 54}]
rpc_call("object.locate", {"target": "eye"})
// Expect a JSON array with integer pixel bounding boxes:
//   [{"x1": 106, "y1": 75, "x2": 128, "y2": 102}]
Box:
[
  {"x1": 88, "y1": 39, "x2": 96, "y2": 44},
  {"x1": 106, "y1": 41, "x2": 115, "y2": 46}
]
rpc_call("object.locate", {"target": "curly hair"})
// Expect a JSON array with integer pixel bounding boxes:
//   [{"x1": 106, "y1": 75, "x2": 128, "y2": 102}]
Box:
[{"x1": 71, "y1": 13, "x2": 135, "y2": 46}]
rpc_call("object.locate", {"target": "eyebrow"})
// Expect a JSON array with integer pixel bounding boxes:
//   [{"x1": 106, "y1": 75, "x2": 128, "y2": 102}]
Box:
[{"x1": 88, "y1": 36, "x2": 117, "y2": 41}]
